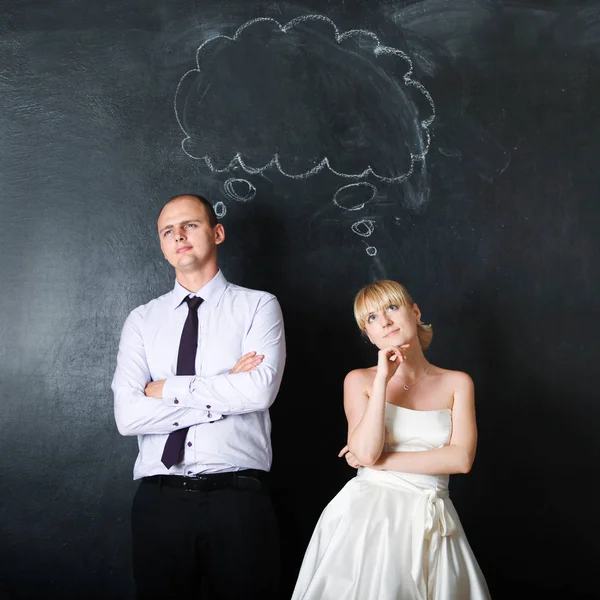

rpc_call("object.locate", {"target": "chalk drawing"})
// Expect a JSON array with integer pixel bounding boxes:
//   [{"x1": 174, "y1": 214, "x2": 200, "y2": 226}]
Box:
[
  {"x1": 351, "y1": 219, "x2": 375, "y2": 237},
  {"x1": 224, "y1": 178, "x2": 257, "y2": 202},
  {"x1": 333, "y1": 183, "x2": 379, "y2": 254},
  {"x1": 333, "y1": 183, "x2": 377, "y2": 211},
  {"x1": 214, "y1": 201, "x2": 227, "y2": 218},
  {"x1": 175, "y1": 15, "x2": 435, "y2": 183}
]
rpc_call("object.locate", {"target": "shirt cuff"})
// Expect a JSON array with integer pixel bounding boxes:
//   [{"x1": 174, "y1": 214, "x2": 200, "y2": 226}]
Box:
[
  {"x1": 162, "y1": 376, "x2": 223, "y2": 421},
  {"x1": 162, "y1": 375, "x2": 194, "y2": 404},
  {"x1": 163, "y1": 373, "x2": 253, "y2": 415}
]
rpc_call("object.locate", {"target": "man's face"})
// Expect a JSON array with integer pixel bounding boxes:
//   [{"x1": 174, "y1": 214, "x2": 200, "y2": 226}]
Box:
[{"x1": 157, "y1": 196, "x2": 225, "y2": 273}]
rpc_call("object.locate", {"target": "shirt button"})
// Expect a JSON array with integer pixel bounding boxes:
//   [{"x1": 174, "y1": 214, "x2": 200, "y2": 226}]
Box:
[
  {"x1": 173, "y1": 422, "x2": 179, "y2": 427},
  {"x1": 187, "y1": 441, "x2": 192, "y2": 447},
  {"x1": 206, "y1": 405, "x2": 211, "y2": 409},
  {"x1": 174, "y1": 398, "x2": 179, "y2": 404},
  {"x1": 187, "y1": 471, "x2": 193, "y2": 475}
]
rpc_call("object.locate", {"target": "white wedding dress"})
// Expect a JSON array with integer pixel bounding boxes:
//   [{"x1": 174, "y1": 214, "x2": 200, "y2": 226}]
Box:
[{"x1": 291, "y1": 404, "x2": 491, "y2": 600}]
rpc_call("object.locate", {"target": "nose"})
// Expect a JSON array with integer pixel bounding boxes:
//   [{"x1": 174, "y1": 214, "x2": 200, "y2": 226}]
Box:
[
  {"x1": 381, "y1": 312, "x2": 393, "y2": 327},
  {"x1": 174, "y1": 227, "x2": 186, "y2": 242}
]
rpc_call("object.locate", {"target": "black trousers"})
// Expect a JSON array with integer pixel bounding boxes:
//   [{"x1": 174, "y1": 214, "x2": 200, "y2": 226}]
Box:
[{"x1": 131, "y1": 476, "x2": 280, "y2": 600}]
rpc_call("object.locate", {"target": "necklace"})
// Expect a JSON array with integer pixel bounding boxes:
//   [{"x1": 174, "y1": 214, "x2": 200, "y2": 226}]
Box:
[{"x1": 399, "y1": 366, "x2": 430, "y2": 391}]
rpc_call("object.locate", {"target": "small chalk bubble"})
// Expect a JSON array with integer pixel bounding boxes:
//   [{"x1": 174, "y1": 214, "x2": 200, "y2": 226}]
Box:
[
  {"x1": 214, "y1": 201, "x2": 227, "y2": 218},
  {"x1": 224, "y1": 178, "x2": 256, "y2": 202},
  {"x1": 366, "y1": 246, "x2": 377, "y2": 256},
  {"x1": 333, "y1": 183, "x2": 376, "y2": 211},
  {"x1": 351, "y1": 219, "x2": 375, "y2": 237}
]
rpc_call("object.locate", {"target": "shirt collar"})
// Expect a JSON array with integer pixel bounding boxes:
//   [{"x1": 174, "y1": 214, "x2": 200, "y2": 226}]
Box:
[{"x1": 171, "y1": 270, "x2": 228, "y2": 310}]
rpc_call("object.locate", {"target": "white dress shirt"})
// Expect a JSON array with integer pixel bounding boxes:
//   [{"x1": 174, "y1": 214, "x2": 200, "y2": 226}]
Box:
[{"x1": 112, "y1": 271, "x2": 286, "y2": 479}]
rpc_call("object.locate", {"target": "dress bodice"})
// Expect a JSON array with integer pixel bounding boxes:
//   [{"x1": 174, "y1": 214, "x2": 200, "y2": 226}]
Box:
[
  {"x1": 383, "y1": 404, "x2": 452, "y2": 453},
  {"x1": 357, "y1": 404, "x2": 453, "y2": 493}
]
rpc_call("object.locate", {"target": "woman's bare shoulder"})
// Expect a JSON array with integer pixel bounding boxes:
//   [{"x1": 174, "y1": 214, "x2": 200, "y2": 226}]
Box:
[
  {"x1": 344, "y1": 366, "x2": 377, "y2": 386},
  {"x1": 429, "y1": 366, "x2": 474, "y2": 393},
  {"x1": 429, "y1": 365, "x2": 471, "y2": 380}
]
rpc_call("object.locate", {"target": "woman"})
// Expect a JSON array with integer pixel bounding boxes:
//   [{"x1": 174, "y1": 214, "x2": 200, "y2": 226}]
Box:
[{"x1": 291, "y1": 280, "x2": 491, "y2": 600}]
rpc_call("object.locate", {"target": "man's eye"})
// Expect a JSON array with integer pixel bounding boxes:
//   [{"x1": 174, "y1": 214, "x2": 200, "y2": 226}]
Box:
[
  {"x1": 186, "y1": 223, "x2": 197, "y2": 229},
  {"x1": 163, "y1": 230, "x2": 172, "y2": 237}
]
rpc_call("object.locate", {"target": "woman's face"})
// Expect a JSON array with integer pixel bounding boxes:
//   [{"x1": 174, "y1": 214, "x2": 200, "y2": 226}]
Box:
[{"x1": 363, "y1": 301, "x2": 421, "y2": 349}]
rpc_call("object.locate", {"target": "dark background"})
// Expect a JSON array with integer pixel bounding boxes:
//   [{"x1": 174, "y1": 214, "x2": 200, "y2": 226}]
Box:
[{"x1": 1, "y1": 0, "x2": 597, "y2": 598}]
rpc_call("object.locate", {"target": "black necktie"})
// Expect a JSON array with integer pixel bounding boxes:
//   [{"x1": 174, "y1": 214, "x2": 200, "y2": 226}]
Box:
[{"x1": 161, "y1": 295, "x2": 204, "y2": 469}]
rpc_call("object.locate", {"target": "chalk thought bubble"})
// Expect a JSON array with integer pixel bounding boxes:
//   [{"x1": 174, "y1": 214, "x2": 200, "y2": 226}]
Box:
[{"x1": 175, "y1": 15, "x2": 435, "y2": 183}]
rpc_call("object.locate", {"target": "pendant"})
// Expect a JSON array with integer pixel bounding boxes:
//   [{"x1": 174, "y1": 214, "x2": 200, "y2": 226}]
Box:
[{"x1": 403, "y1": 384, "x2": 409, "y2": 391}]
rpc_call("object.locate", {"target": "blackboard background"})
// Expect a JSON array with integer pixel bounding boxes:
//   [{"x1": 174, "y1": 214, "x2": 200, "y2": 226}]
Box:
[{"x1": 1, "y1": 0, "x2": 597, "y2": 598}]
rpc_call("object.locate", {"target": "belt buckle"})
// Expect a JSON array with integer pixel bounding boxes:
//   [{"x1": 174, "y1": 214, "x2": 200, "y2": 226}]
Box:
[{"x1": 183, "y1": 475, "x2": 208, "y2": 492}]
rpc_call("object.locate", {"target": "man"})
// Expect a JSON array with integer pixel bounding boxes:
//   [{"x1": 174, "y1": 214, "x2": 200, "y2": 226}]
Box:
[{"x1": 112, "y1": 194, "x2": 286, "y2": 599}]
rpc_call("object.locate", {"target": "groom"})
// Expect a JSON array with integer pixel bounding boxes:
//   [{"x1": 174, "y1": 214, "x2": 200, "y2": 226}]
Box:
[{"x1": 112, "y1": 193, "x2": 286, "y2": 599}]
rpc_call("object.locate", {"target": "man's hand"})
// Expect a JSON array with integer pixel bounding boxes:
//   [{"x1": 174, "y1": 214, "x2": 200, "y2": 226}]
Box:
[
  {"x1": 143, "y1": 351, "x2": 262, "y2": 399},
  {"x1": 229, "y1": 351, "x2": 264, "y2": 374},
  {"x1": 145, "y1": 380, "x2": 166, "y2": 398},
  {"x1": 338, "y1": 444, "x2": 362, "y2": 469}
]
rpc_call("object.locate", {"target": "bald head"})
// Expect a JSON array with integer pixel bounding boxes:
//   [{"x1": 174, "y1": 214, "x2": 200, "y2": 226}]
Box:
[{"x1": 159, "y1": 194, "x2": 218, "y2": 229}]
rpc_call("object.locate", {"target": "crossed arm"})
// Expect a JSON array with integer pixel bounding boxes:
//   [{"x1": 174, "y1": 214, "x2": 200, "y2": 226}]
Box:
[
  {"x1": 339, "y1": 369, "x2": 477, "y2": 475},
  {"x1": 112, "y1": 298, "x2": 285, "y2": 436},
  {"x1": 144, "y1": 352, "x2": 263, "y2": 399}
]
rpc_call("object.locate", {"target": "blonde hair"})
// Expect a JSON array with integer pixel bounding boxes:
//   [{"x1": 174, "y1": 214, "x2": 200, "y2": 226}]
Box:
[{"x1": 353, "y1": 280, "x2": 433, "y2": 351}]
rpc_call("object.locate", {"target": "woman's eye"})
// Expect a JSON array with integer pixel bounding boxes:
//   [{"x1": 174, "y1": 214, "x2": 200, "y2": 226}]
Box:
[
  {"x1": 367, "y1": 315, "x2": 376, "y2": 323},
  {"x1": 387, "y1": 305, "x2": 398, "y2": 312}
]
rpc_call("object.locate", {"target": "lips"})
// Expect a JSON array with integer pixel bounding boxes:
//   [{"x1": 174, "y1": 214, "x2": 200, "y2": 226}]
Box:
[
  {"x1": 176, "y1": 246, "x2": 192, "y2": 254},
  {"x1": 384, "y1": 328, "x2": 400, "y2": 338}
]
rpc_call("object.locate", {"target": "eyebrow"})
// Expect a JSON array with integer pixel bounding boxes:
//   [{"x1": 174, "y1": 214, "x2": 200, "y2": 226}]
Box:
[
  {"x1": 366, "y1": 303, "x2": 393, "y2": 317},
  {"x1": 158, "y1": 219, "x2": 200, "y2": 235}
]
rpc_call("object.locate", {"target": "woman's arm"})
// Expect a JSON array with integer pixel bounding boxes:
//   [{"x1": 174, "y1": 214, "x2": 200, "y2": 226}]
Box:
[
  {"x1": 344, "y1": 346, "x2": 407, "y2": 466},
  {"x1": 373, "y1": 372, "x2": 478, "y2": 475}
]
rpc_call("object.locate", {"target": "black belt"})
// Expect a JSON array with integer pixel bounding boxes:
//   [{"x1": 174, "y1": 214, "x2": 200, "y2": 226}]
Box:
[{"x1": 143, "y1": 469, "x2": 267, "y2": 492}]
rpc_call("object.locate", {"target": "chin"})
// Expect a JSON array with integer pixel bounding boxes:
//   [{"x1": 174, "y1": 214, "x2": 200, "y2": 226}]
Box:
[
  {"x1": 177, "y1": 255, "x2": 197, "y2": 267},
  {"x1": 384, "y1": 335, "x2": 408, "y2": 346}
]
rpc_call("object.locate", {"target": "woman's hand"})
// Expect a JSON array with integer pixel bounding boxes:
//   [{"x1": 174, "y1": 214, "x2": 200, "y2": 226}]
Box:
[
  {"x1": 376, "y1": 345, "x2": 409, "y2": 381},
  {"x1": 338, "y1": 444, "x2": 362, "y2": 469}
]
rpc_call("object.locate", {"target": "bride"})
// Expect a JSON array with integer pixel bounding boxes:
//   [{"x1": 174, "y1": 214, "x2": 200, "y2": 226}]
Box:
[{"x1": 291, "y1": 280, "x2": 491, "y2": 600}]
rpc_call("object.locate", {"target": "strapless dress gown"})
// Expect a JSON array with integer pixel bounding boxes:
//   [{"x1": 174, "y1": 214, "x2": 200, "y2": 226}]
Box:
[{"x1": 291, "y1": 405, "x2": 491, "y2": 599}]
